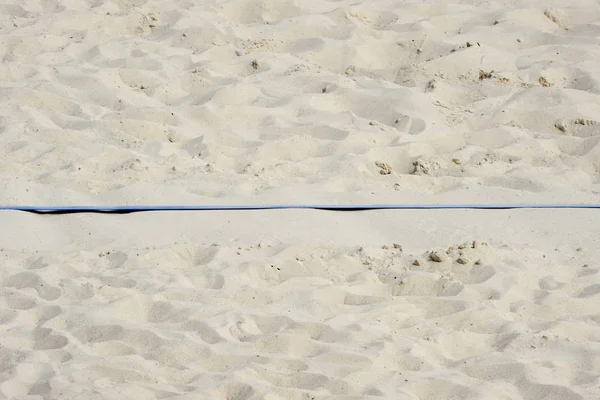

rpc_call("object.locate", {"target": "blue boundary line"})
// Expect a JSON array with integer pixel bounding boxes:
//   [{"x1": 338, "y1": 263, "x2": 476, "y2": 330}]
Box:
[{"x1": 0, "y1": 204, "x2": 599, "y2": 212}]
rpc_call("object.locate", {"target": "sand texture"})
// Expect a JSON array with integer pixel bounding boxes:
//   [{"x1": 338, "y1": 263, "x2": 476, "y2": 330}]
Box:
[
  {"x1": 1, "y1": 0, "x2": 600, "y2": 205},
  {"x1": 1, "y1": 210, "x2": 600, "y2": 399},
  {"x1": 0, "y1": 211, "x2": 600, "y2": 399},
  {"x1": 1, "y1": 0, "x2": 600, "y2": 399}
]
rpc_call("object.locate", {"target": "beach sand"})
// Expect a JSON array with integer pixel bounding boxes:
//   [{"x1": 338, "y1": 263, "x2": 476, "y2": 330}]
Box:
[{"x1": 1, "y1": 0, "x2": 600, "y2": 398}]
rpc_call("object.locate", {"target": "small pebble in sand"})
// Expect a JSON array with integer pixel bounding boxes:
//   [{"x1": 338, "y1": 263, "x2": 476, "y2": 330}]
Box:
[
  {"x1": 452, "y1": 158, "x2": 461, "y2": 165},
  {"x1": 411, "y1": 160, "x2": 440, "y2": 175},
  {"x1": 375, "y1": 161, "x2": 392, "y2": 175},
  {"x1": 472, "y1": 241, "x2": 480, "y2": 248},
  {"x1": 393, "y1": 243, "x2": 403, "y2": 250},
  {"x1": 554, "y1": 120, "x2": 570, "y2": 132},
  {"x1": 539, "y1": 77, "x2": 552, "y2": 87},
  {"x1": 430, "y1": 251, "x2": 446, "y2": 262},
  {"x1": 457, "y1": 257, "x2": 469, "y2": 265},
  {"x1": 413, "y1": 260, "x2": 421, "y2": 266},
  {"x1": 544, "y1": 8, "x2": 565, "y2": 29},
  {"x1": 251, "y1": 60, "x2": 260, "y2": 69},
  {"x1": 479, "y1": 70, "x2": 493, "y2": 80}
]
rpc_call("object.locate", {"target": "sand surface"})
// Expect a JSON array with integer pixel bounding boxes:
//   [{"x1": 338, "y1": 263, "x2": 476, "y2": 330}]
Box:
[
  {"x1": 1, "y1": 0, "x2": 600, "y2": 399},
  {"x1": 2, "y1": 0, "x2": 600, "y2": 205},
  {"x1": 2, "y1": 210, "x2": 600, "y2": 399}
]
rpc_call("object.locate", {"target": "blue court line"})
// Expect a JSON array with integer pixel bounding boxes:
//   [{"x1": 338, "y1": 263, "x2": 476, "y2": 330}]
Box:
[{"x1": 0, "y1": 204, "x2": 599, "y2": 213}]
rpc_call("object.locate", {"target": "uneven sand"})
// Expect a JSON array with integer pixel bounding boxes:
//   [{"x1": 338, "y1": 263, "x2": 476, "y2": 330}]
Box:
[
  {"x1": 1, "y1": 0, "x2": 600, "y2": 399},
  {"x1": 1, "y1": 0, "x2": 600, "y2": 205},
  {"x1": 1, "y1": 210, "x2": 600, "y2": 399}
]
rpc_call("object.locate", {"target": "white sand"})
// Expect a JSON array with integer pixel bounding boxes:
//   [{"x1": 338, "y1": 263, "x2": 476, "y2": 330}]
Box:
[{"x1": 1, "y1": 0, "x2": 600, "y2": 398}]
